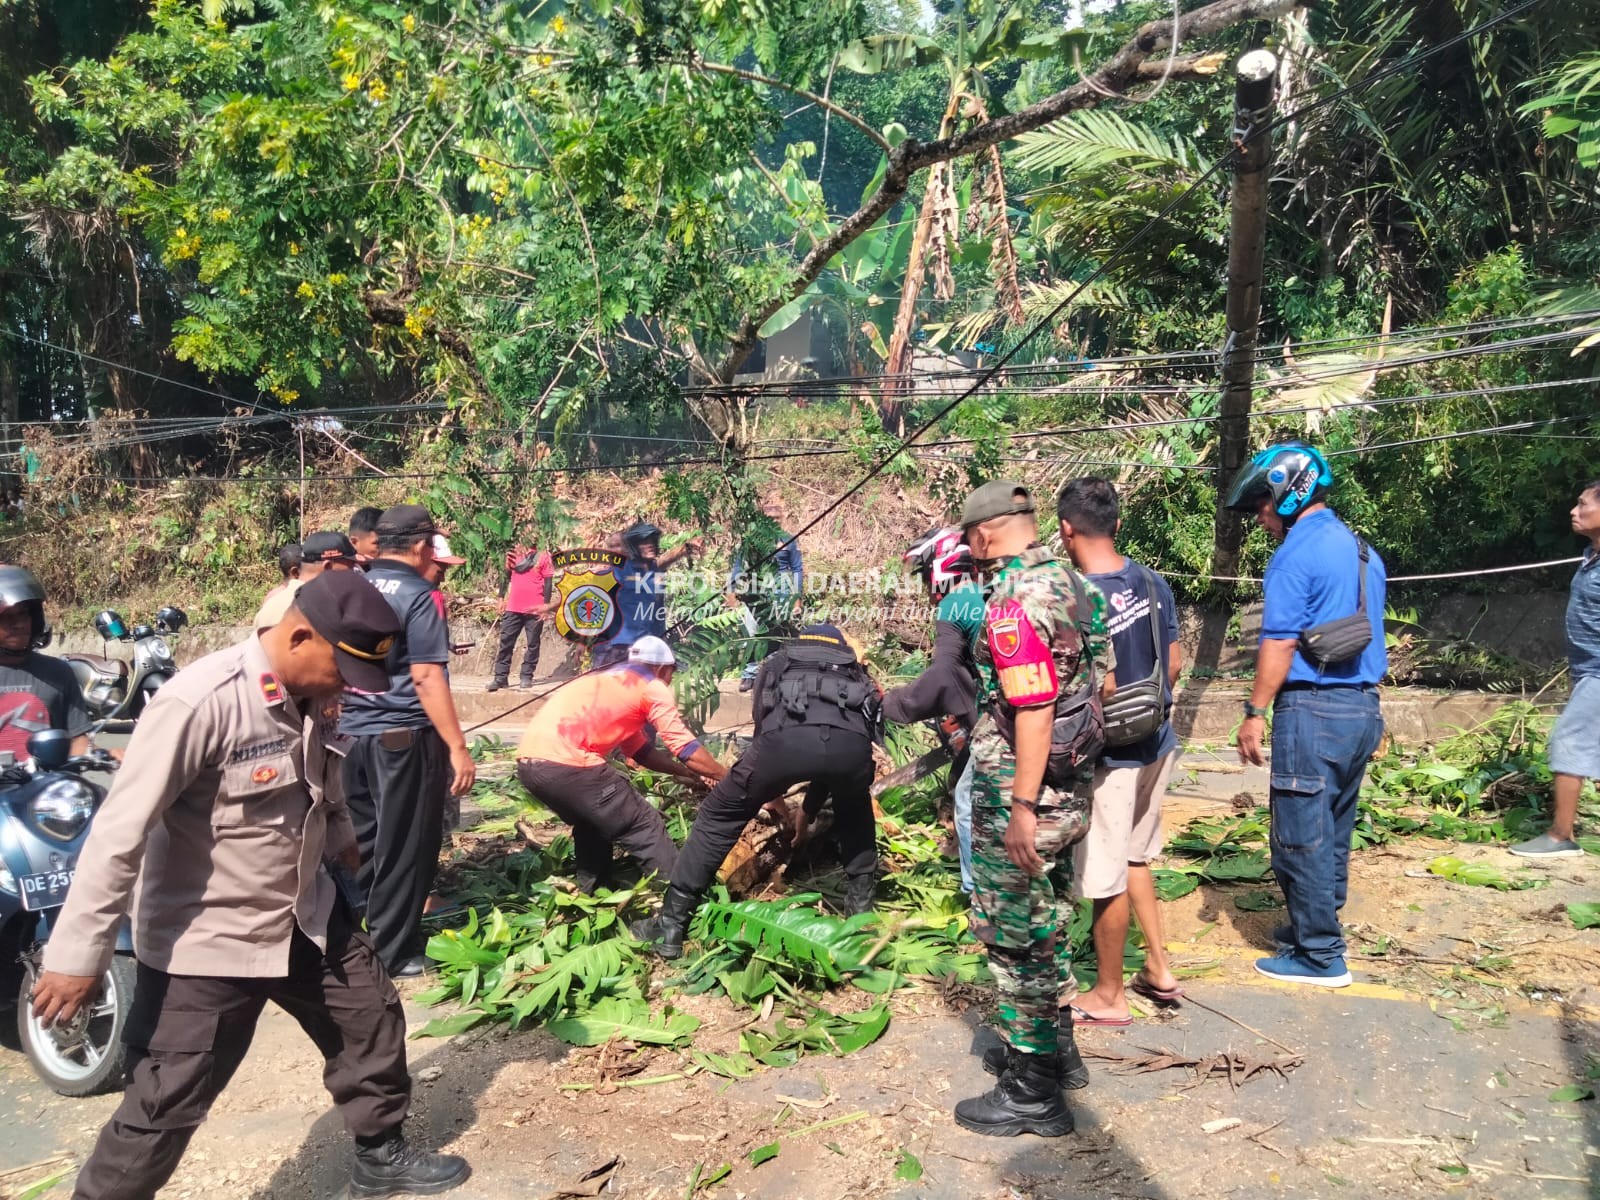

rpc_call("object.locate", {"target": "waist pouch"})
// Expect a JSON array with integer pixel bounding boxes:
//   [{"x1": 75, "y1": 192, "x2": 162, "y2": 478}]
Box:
[
  {"x1": 990, "y1": 686, "x2": 1105, "y2": 791},
  {"x1": 1297, "y1": 536, "x2": 1373, "y2": 670},
  {"x1": 1101, "y1": 564, "x2": 1168, "y2": 748},
  {"x1": 1102, "y1": 677, "x2": 1166, "y2": 747}
]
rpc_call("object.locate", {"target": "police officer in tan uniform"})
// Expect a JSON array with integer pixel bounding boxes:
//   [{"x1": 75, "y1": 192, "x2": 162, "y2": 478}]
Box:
[{"x1": 29, "y1": 571, "x2": 471, "y2": 1200}]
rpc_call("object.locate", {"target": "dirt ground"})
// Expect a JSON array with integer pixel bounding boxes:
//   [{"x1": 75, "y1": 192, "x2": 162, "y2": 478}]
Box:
[{"x1": 3, "y1": 782, "x2": 1597, "y2": 1200}]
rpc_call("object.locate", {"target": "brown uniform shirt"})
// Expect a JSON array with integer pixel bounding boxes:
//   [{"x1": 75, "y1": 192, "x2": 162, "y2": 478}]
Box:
[{"x1": 44, "y1": 636, "x2": 357, "y2": 979}]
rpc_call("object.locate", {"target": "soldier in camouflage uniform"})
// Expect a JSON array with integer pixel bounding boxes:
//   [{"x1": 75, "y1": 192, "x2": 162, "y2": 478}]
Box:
[{"x1": 953, "y1": 481, "x2": 1115, "y2": 1138}]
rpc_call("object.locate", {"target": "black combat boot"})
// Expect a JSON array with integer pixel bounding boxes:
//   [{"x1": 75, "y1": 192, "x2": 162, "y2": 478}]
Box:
[
  {"x1": 485, "y1": 678, "x2": 508, "y2": 692},
  {"x1": 350, "y1": 1128, "x2": 470, "y2": 1196},
  {"x1": 954, "y1": 1048, "x2": 1074, "y2": 1137},
  {"x1": 843, "y1": 873, "x2": 876, "y2": 916},
  {"x1": 629, "y1": 885, "x2": 700, "y2": 959},
  {"x1": 981, "y1": 1009, "x2": 1089, "y2": 1089}
]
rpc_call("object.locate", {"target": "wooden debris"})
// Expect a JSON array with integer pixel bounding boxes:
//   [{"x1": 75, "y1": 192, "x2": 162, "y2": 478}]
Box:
[
  {"x1": 1080, "y1": 1044, "x2": 1303, "y2": 1090},
  {"x1": 538, "y1": 1155, "x2": 622, "y2": 1199}
]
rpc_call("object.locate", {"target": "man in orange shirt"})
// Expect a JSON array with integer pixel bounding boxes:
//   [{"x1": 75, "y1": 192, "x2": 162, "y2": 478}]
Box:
[{"x1": 516, "y1": 637, "x2": 726, "y2": 892}]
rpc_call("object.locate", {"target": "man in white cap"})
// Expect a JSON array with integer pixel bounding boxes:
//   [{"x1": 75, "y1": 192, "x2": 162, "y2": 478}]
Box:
[{"x1": 514, "y1": 636, "x2": 726, "y2": 891}]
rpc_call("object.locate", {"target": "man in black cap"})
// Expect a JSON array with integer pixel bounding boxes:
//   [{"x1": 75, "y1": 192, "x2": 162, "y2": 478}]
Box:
[
  {"x1": 300, "y1": 530, "x2": 361, "y2": 579},
  {"x1": 633, "y1": 624, "x2": 883, "y2": 957},
  {"x1": 339, "y1": 504, "x2": 477, "y2": 977},
  {"x1": 31, "y1": 571, "x2": 471, "y2": 1199}
]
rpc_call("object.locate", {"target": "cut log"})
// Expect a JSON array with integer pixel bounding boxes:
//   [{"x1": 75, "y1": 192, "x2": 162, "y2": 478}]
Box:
[{"x1": 714, "y1": 746, "x2": 924, "y2": 895}]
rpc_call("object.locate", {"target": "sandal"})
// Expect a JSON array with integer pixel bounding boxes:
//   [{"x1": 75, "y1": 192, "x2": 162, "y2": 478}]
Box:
[
  {"x1": 1066, "y1": 1003, "x2": 1133, "y2": 1028},
  {"x1": 1129, "y1": 975, "x2": 1185, "y2": 1004}
]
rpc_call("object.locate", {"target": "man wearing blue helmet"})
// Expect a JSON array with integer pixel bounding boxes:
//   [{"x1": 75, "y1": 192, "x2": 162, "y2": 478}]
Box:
[{"x1": 1224, "y1": 443, "x2": 1387, "y2": 988}]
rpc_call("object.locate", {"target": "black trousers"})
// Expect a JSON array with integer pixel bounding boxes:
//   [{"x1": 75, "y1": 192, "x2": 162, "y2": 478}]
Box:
[
  {"x1": 493, "y1": 611, "x2": 544, "y2": 684},
  {"x1": 517, "y1": 758, "x2": 677, "y2": 890},
  {"x1": 72, "y1": 909, "x2": 409, "y2": 1200},
  {"x1": 345, "y1": 728, "x2": 448, "y2": 970},
  {"x1": 671, "y1": 724, "x2": 878, "y2": 895}
]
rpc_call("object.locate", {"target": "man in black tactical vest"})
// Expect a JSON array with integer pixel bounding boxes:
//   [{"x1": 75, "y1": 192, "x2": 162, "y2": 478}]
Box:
[{"x1": 634, "y1": 624, "x2": 882, "y2": 958}]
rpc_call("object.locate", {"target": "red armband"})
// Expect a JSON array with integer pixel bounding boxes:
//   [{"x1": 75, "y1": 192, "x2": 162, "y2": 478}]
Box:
[{"x1": 988, "y1": 598, "x2": 1058, "y2": 706}]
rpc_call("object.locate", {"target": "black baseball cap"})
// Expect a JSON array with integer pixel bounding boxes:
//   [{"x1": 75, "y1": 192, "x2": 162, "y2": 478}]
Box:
[
  {"x1": 293, "y1": 571, "x2": 401, "y2": 693},
  {"x1": 375, "y1": 503, "x2": 437, "y2": 540},
  {"x1": 301, "y1": 530, "x2": 359, "y2": 565}
]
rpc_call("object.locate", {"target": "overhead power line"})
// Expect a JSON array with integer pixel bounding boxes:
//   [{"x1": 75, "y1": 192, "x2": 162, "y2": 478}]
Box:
[{"x1": 747, "y1": 0, "x2": 1549, "y2": 571}]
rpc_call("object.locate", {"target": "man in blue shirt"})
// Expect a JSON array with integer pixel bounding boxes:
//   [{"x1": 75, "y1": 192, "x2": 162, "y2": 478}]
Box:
[
  {"x1": 1056, "y1": 478, "x2": 1184, "y2": 1025},
  {"x1": 592, "y1": 522, "x2": 703, "y2": 669},
  {"x1": 1510, "y1": 478, "x2": 1600, "y2": 858},
  {"x1": 1227, "y1": 444, "x2": 1386, "y2": 989}
]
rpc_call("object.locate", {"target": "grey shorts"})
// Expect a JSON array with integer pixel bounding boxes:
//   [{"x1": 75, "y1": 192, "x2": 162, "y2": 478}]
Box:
[{"x1": 1549, "y1": 674, "x2": 1600, "y2": 779}]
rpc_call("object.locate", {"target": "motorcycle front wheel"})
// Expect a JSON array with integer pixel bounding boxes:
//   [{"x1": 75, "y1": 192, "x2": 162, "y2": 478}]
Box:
[{"x1": 19, "y1": 955, "x2": 134, "y2": 1096}]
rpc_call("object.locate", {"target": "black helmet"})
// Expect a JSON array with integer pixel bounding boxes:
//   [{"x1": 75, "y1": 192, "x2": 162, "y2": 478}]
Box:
[
  {"x1": 0, "y1": 565, "x2": 51, "y2": 648},
  {"x1": 155, "y1": 605, "x2": 188, "y2": 634},
  {"x1": 621, "y1": 522, "x2": 663, "y2": 556},
  {"x1": 1223, "y1": 442, "x2": 1334, "y2": 526}
]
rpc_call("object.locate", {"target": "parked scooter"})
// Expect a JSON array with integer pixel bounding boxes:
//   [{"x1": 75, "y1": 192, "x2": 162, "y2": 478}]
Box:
[
  {"x1": 1, "y1": 728, "x2": 132, "y2": 1096},
  {"x1": 63, "y1": 606, "x2": 187, "y2": 730}
]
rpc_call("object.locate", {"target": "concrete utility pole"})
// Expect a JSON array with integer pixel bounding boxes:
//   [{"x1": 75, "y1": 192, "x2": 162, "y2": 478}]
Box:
[{"x1": 1210, "y1": 48, "x2": 1278, "y2": 581}]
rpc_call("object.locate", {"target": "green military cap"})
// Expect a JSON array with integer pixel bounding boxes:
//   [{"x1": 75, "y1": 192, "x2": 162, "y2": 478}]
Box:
[{"x1": 959, "y1": 480, "x2": 1036, "y2": 529}]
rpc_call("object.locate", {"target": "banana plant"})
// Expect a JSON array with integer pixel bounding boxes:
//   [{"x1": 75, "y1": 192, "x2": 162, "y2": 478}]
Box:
[{"x1": 833, "y1": 0, "x2": 1088, "y2": 428}]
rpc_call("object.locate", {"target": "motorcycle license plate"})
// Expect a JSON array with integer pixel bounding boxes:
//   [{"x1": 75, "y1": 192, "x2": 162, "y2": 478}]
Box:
[{"x1": 19, "y1": 868, "x2": 75, "y2": 912}]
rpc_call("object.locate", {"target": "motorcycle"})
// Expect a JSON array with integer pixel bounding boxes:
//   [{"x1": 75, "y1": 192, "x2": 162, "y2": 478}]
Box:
[
  {"x1": 63, "y1": 605, "x2": 188, "y2": 730},
  {"x1": 1, "y1": 728, "x2": 133, "y2": 1096}
]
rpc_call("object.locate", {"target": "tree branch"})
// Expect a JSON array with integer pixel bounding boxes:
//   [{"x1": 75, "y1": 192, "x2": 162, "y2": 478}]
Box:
[
  {"x1": 1135, "y1": 50, "x2": 1230, "y2": 83},
  {"x1": 709, "y1": 0, "x2": 1295, "y2": 383},
  {"x1": 686, "y1": 58, "x2": 892, "y2": 154}
]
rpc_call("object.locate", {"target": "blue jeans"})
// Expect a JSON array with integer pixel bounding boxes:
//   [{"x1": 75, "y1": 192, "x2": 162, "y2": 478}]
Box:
[
  {"x1": 953, "y1": 755, "x2": 975, "y2": 893},
  {"x1": 1269, "y1": 686, "x2": 1383, "y2": 968}
]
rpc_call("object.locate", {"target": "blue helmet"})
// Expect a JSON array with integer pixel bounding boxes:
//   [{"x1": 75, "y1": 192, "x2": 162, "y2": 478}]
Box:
[{"x1": 1223, "y1": 442, "x2": 1333, "y2": 524}]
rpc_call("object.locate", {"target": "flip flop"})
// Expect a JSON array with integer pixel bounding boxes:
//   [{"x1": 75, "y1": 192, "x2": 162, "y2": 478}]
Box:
[
  {"x1": 1129, "y1": 977, "x2": 1186, "y2": 1004},
  {"x1": 1066, "y1": 1004, "x2": 1133, "y2": 1028}
]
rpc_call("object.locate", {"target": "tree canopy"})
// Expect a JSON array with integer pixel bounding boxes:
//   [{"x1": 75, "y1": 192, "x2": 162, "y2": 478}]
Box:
[{"x1": 1, "y1": 0, "x2": 1597, "y2": 579}]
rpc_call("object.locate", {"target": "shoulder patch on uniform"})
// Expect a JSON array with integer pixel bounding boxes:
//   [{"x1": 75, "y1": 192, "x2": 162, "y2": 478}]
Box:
[
  {"x1": 989, "y1": 615, "x2": 1022, "y2": 659},
  {"x1": 260, "y1": 672, "x2": 284, "y2": 705}
]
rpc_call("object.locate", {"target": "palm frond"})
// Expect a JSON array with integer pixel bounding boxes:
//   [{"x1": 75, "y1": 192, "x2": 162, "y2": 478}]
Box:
[
  {"x1": 1012, "y1": 109, "x2": 1209, "y2": 177},
  {"x1": 694, "y1": 896, "x2": 873, "y2": 982}
]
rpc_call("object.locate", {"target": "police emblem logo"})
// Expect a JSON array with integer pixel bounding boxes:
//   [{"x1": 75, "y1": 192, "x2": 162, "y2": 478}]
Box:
[
  {"x1": 989, "y1": 614, "x2": 1022, "y2": 659},
  {"x1": 550, "y1": 549, "x2": 627, "y2": 644}
]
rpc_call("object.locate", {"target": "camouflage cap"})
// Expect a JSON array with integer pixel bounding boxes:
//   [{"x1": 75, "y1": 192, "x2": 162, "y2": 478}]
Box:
[{"x1": 959, "y1": 480, "x2": 1036, "y2": 529}]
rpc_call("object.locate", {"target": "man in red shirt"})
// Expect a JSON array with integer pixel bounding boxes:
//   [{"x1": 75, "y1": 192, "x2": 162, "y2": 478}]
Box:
[
  {"x1": 516, "y1": 638, "x2": 726, "y2": 892},
  {"x1": 490, "y1": 540, "x2": 554, "y2": 691}
]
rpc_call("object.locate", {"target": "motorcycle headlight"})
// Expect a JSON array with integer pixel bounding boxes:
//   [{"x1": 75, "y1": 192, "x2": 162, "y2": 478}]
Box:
[
  {"x1": 0, "y1": 863, "x2": 14, "y2": 894},
  {"x1": 149, "y1": 638, "x2": 172, "y2": 660},
  {"x1": 29, "y1": 779, "x2": 97, "y2": 840}
]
